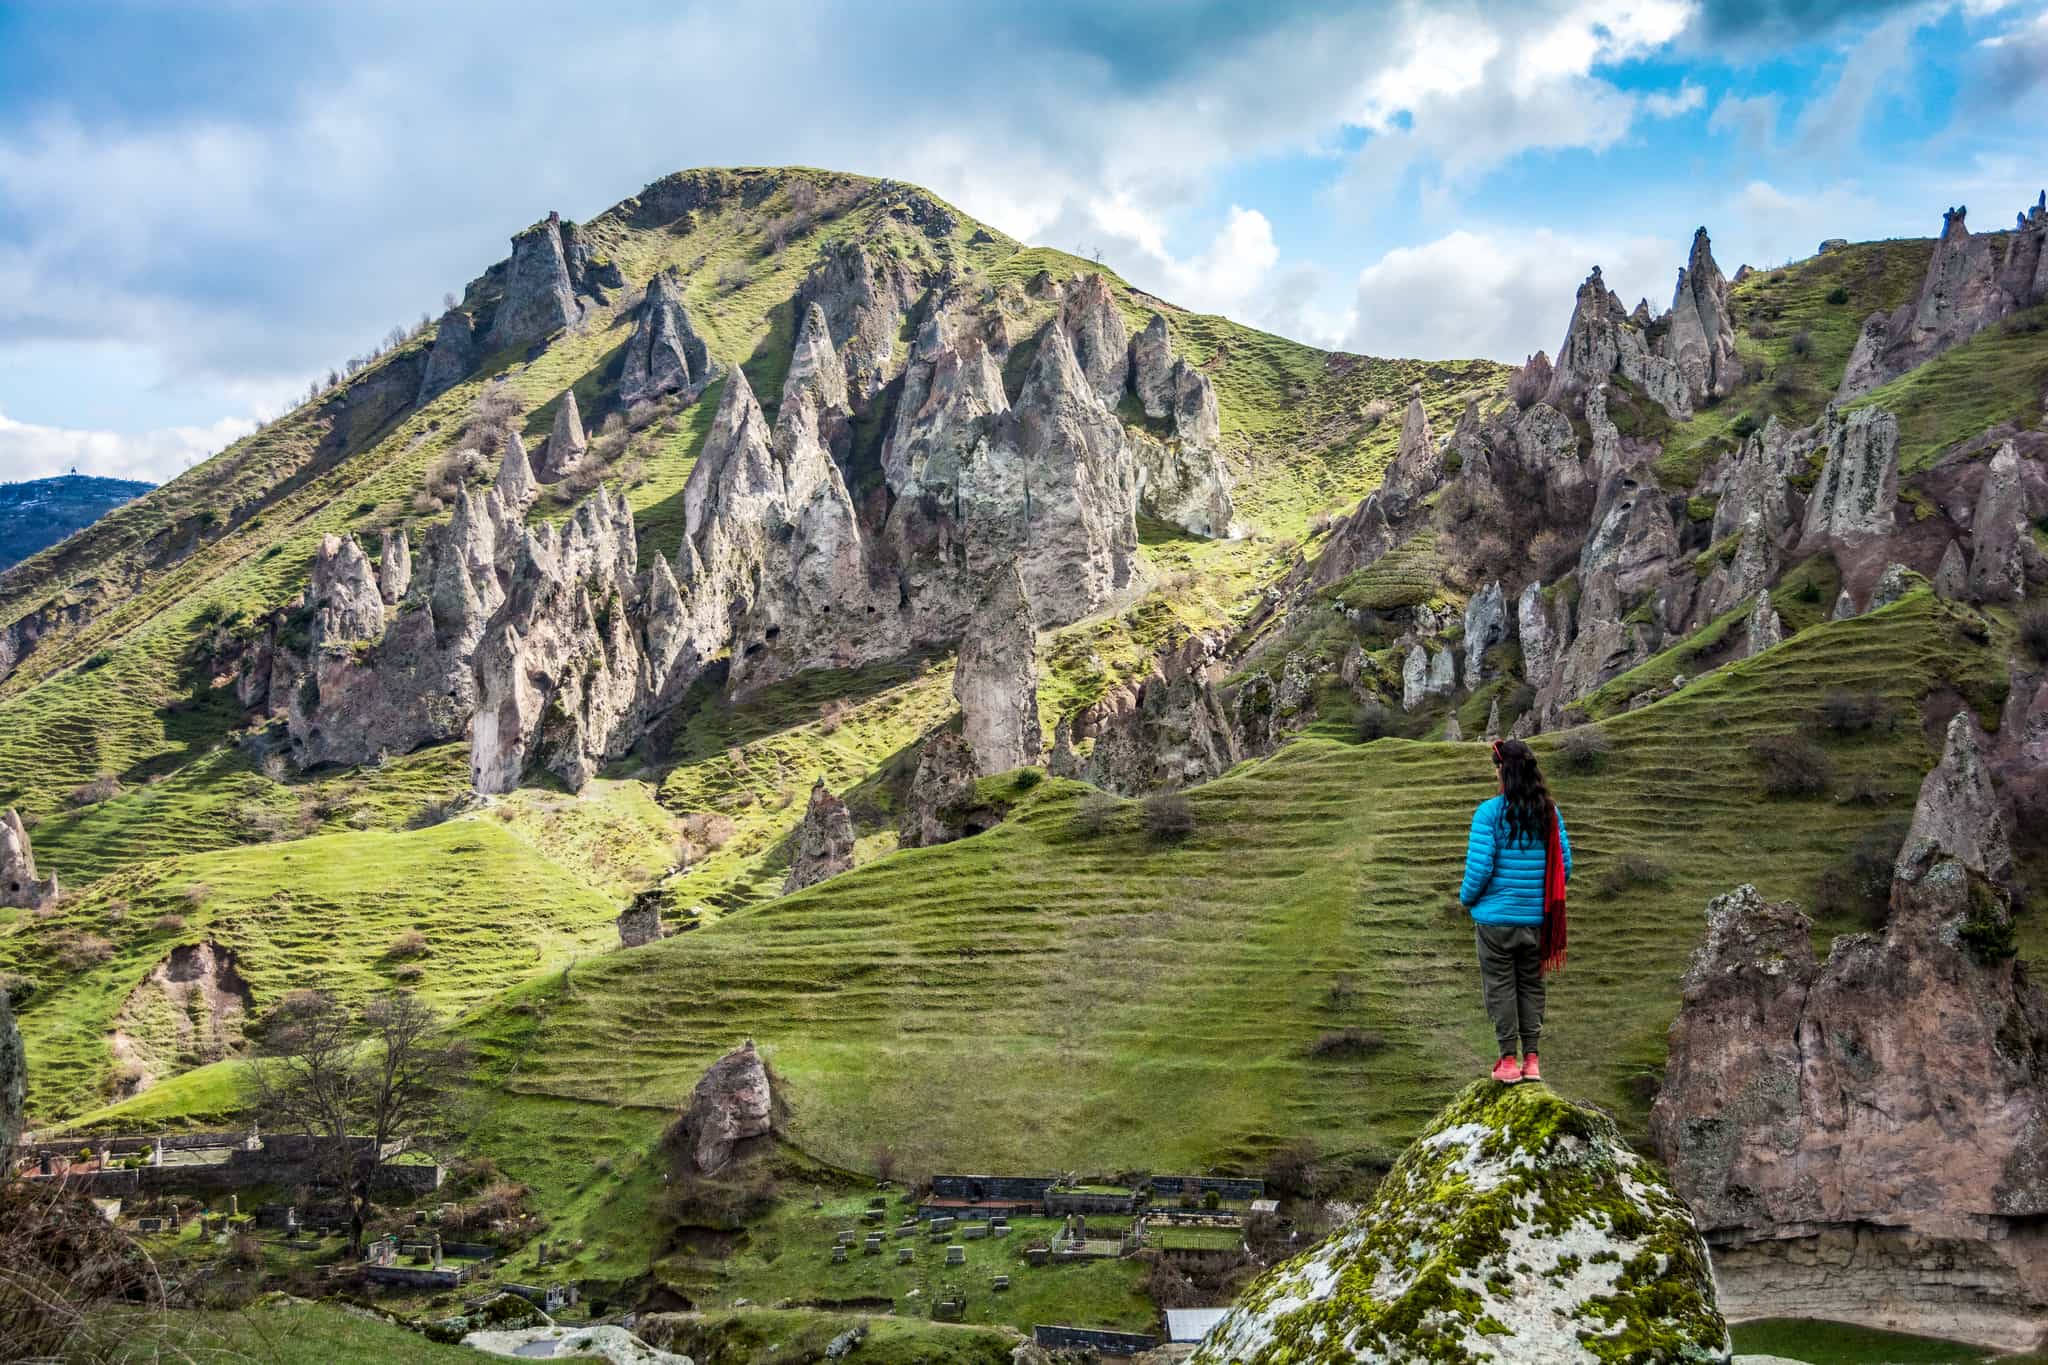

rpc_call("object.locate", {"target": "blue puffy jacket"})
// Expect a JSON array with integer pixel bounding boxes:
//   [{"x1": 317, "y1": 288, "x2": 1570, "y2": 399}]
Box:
[{"x1": 1459, "y1": 795, "x2": 1572, "y2": 925}]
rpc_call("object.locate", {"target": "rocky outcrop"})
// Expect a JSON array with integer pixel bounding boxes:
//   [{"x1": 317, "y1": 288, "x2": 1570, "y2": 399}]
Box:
[
  {"x1": 1, "y1": 808, "x2": 57, "y2": 911},
  {"x1": 1795, "y1": 404, "x2": 1898, "y2": 561},
  {"x1": 618, "y1": 267, "x2": 715, "y2": 407},
  {"x1": 1743, "y1": 590, "x2": 1784, "y2": 658},
  {"x1": 536, "y1": 392, "x2": 588, "y2": 483},
  {"x1": 1172, "y1": 359, "x2": 1222, "y2": 450},
  {"x1": 1075, "y1": 632, "x2": 1240, "y2": 794},
  {"x1": 617, "y1": 894, "x2": 662, "y2": 948},
  {"x1": 798, "y1": 239, "x2": 921, "y2": 404},
  {"x1": 783, "y1": 779, "x2": 855, "y2": 893},
  {"x1": 307, "y1": 534, "x2": 385, "y2": 650},
  {"x1": 1966, "y1": 441, "x2": 2034, "y2": 602},
  {"x1": 991, "y1": 322, "x2": 1141, "y2": 621},
  {"x1": 1060, "y1": 272, "x2": 1130, "y2": 407},
  {"x1": 1463, "y1": 580, "x2": 1508, "y2": 682},
  {"x1": 1933, "y1": 540, "x2": 1968, "y2": 599},
  {"x1": 1661, "y1": 227, "x2": 1739, "y2": 405},
  {"x1": 1651, "y1": 717, "x2": 2048, "y2": 1351},
  {"x1": 952, "y1": 564, "x2": 1040, "y2": 776},
  {"x1": 487, "y1": 213, "x2": 579, "y2": 353},
  {"x1": 1310, "y1": 493, "x2": 1394, "y2": 588},
  {"x1": 1518, "y1": 583, "x2": 1556, "y2": 691},
  {"x1": 494, "y1": 433, "x2": 539, "y2": 508},
  {"x1": 1193, "y1": 1081, "x2": 1728, "y2": 1364},
  {"x1": 378, "y1": 528, "x2": 413, "y2": 605},
  {"x1": 417, "y1": 308, "x2": 480, "y2": 405},
  {"x1": 669, "y1": 1040, "x2": 776, "y2": 1176},
  {"x1": 1401, "y1": 645, "x2": 1456, "y2": 711},
  {"x1": 471, "y1": 486, "x2": 646, "y2": 794},
  {"x1": 1838, "y1": 197, "x2": 2048, "y2": 400},
  {"x1": 898, "y1": 730, "x2": 980, "y2": 850},
  {"x1": 1130, "y1": 312, "x2": 1175, "y2": 419},
  {"x1": 1378, "y1": 391, "x2": 1441, "y2": 516},
  {"x1": 1132, "y1": 431, "x2": 1236, "y2": 539},
  {"x1": 1548, "y1": 265, "x2": 1689, "y2": 418}
]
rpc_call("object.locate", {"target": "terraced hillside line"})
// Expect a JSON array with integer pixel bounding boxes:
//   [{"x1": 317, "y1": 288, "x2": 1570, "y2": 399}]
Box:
[
  {"x1": 2, "y1": 818, "x2": 623, "y2": 1117},
  {"x1": 456, "y1": 592, "x2": 1999, "y2": 1178}
]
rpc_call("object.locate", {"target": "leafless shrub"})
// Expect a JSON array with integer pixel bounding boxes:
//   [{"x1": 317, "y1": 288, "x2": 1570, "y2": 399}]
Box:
[
  {"x1": 67, "y1": 773, "x2": 121, "y2": 808},
  {"x1": 818, "y1": 699, "x2": 851, "y2": 735},
  {"x1": 1814, "y1": 689, "x2": 1896, "y2": 734},
  {"x1": 183, "y1": 883, "x2": 211, "y2": 907},
  {"x1": 1073, "y1": 790, "x2": 1118, "y2": 837},
  {"x1": 1557, "y1": 726, "x2": 1613, "y2": 770},
  {"x1": 714, "y1": 260, "x2": 749, "y2": 293},
  {"x1": 1526, "y1": 528, "x2": 1577, "y2": 577},
  {"x1": 1142, "y1": 790, "x2": 1196, "y2": 843},
  {"x1": 2017, "y1": 606, "x2": 2048, "y2": 664},
  {"x1": 1308, "y1": 1027, "x2": 1388, "y2": 1059},
  {"x1": 152, "y1": 914, "x2": 186, "y2": 934},
  {"x1": 1814, "y1": 820, "x2": 1909, "y2": 930},
  {"x1": 625, "y1": 399, "x2": 661, "y2": 431},
  {"x1": 54, "y1": 933, "x2": 114, "y2": 971},
  {"x1": 0, "y1": 1178, "x2": 167, "y2": 1359},
  {"x1": 385, "y1": 929, "x2": 430, "y2": 959},
  {"x1": 1595, "y1": 853, "x2": 1673, "y2": 896},
  {"x1": 1750, "y1": 733, "x2": 1834, "y2": 796},
  {"x1": 1263, "y1": 1137, "x2": 1322, "y2": 1198}
]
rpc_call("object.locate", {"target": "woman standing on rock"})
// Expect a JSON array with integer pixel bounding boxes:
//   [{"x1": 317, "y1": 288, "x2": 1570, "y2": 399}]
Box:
[{"x1": 1459, "y1": 738, "x2": 1571, "y2": 1084}]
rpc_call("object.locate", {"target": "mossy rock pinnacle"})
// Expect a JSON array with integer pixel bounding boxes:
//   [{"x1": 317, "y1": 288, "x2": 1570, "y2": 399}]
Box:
[{"x1": 1192, "y1": 1081, "x2": 1729, "y2": 1364}]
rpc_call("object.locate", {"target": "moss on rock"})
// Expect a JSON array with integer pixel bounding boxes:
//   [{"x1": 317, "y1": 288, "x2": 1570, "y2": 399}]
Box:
[{"x1": 1191, "y1": 1081, "x2": 1729, "y2": 1364}]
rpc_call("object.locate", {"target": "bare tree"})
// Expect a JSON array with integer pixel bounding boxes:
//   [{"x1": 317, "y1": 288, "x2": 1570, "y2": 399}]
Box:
[{"x1": 245, "y1": 990, "x2": 468, "y2": 1252}]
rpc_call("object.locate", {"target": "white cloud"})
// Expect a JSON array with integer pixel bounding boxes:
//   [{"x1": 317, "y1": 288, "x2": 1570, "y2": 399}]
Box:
[
  {"x1": 1343, "y1": 227, "x2": 1680, "y2": 363},
  {"x1": 1644, "y1": 82, "x2": 1708, "y2": 117},
  {"x1": 1707, "y1": 91, "x2": 1783, "y2": 153},
  {"x1": 0, "y1": 408, "x2": 254, "y2": 484}
]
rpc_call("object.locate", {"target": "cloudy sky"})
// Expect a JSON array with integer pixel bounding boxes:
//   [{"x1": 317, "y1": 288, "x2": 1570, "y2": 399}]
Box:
[{"x1": 2, "y1": 0, "x2": 2044, "y2": 485}]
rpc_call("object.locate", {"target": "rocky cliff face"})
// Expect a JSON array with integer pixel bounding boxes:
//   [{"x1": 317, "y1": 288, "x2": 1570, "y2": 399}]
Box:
[
  {"x1": 1072, "y1": 630, "x2": 1240, "y2": 795},
  {"x1": 487, "y1": 213, "x2": 581, "y2": 353},
  {"x1": 783, "y1": 779, "x2": 856, "y2": 894},
  {"x1": 952, "y1": 563, "x2": 1041, "y2": 776},
  {"x1": 1193, "y1": 1081, "x2": 1728, "y2": 1364},
  {"x1": 1, "y1": 807, "x2": 57, "y2": 911},
  {"x1": 618, "y1": 267, "x2": 715, "y2": 408},
  {"x1": 1838, "y1": 196, "x2": 2048, "y2": 400},
  {"x1": 669, "y1": 1040, "x2": 777, "y2": 1176},
  {"x1": 1651, "y1": 716, "x2": 2048, "y2": 1350}
]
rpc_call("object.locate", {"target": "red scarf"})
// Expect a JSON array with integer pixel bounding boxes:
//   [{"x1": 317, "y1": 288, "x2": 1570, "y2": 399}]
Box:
[{"x1": 1539, "y1": 806, "x2": 1568, "y2": 974}]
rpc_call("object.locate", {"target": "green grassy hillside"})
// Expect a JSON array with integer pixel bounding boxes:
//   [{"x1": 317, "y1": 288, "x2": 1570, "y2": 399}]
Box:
[{"x1": 457, "y1": 592, "x2": 2003, "y2": 1186}]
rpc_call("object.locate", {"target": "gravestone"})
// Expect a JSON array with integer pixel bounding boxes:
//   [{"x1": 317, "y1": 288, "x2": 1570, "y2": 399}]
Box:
[
  {"x1": 897, "y1": 1246, "x2": 914, "y2": 1264},
  {"x1": 832, "y1": 1245, "x2": 847, "y2": 1264},
  {"x1": 945, "y1": 1245, "x2": 966, "y2": 1265},
  {"x1": 992, "y1": 1275, "x2": 1011, "y2": 1291}
]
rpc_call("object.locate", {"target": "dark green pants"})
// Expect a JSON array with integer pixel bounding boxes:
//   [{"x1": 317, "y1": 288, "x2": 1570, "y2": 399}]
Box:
[{"x1": 1475, "y1": 923, "x2": 1544, "y2": 1056}]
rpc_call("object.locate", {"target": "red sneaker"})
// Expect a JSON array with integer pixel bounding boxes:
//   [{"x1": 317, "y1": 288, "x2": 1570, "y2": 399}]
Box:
[
  {"x1": 1521, "y1": 1053, "x2": 1541, "y2": 1082},
  {"x1": 1491, "y1": 1055, "x2": 1522, "y2": 1085}
]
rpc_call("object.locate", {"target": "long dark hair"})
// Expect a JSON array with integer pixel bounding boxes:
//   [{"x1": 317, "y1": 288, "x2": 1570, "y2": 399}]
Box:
[{"x1": 1492, "y1": 738, "x2": 1555, "y2": 847}]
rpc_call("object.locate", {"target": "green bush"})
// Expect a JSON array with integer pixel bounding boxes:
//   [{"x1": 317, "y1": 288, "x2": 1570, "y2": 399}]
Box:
[{"x1": 1825, "y1": 286, "x2": 1850, "y2": 305}]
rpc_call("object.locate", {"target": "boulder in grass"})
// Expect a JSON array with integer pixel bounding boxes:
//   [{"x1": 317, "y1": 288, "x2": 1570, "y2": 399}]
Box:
[{"x1": 1192, "y1": 1080, "x2": 1729, "y2": 1364}]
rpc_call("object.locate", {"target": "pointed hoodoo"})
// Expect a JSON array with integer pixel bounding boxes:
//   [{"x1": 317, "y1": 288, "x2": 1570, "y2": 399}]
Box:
[
  {"x1": 308, "y1": 533, "x2": 386, "y2": 649},
  {"x1": 1744, "y1": 590, "x2": 1784, "y2": 658},
  {"x1": 1060, "y1": 272, "x2": 1131, "y2": 408},
  {"x1": 1463, "y1": 580, "x2": 1508, "y2": 683},
  {"x1": 1131, "y1": 312, "x2": 1175, "y2": 419},
  {"x1": 953, "y1": 562, "x2": 1041, "y2": 776},
  {"x1": 783, "y1": 778, "x2": 856, "y2": 894},
  {"x1": 536, "y1": 391, "x2": 589, "y2": 483},
  {"x1": 1966, "y1": 441, "x2": 2034, "y2": 603},
  {"x1": 417, "y1": 307, "x2": 480, "y2": 405},
  {"x1": 1796, "y1": 404, "x2": 1899, "y2": 557},
  {"x1": 486, "y1": 212, "x2": 578, "y2": 353},
  {"x1": 1379, "y1": 388, "x2": 1440, "y2": 516},
  {"x1": 494, "y1": 431, "x2": 539, "y2": 508},
  {"x1": 619, "y1": 266, "x2": 714, "y2": 407},
  {"x1": 377, "y1": 527, "x2": 412, "y2": 605},
  {"x1": 1897, "y1": 712, "x2": 2014, "y2": 898},
  {"x1": 1, "y1": 807, "x2": 58, "y2": 911},
  {"x1": 1662, "y1": 226, "x2": 1739, "y2": 405},
  {"x1": 1547, "y1": 264, "x2": 1689, "y2": 418}
]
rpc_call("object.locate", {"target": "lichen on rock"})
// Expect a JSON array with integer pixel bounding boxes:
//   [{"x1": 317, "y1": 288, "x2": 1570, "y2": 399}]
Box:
[{"x1": 1193, "y1": 1081, "x2": 1729, "y2": 1364}]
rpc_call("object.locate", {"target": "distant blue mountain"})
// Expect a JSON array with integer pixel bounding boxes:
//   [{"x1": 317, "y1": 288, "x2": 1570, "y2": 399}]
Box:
[{"x1": 0, "y1": 473, "x2": 155, "y2": 573}]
